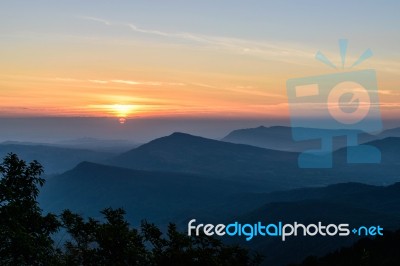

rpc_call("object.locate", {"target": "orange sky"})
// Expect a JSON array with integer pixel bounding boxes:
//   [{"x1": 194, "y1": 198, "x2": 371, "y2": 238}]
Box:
[{"x1": 1, "y1": 2, "x2": 399, "y2": 121}]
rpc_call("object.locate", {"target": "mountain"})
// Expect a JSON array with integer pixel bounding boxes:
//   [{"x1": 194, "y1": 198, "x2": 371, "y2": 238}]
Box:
[
  {"x1": 237, "y1": 200, "x2": 400, "y2": 266},
  {"x1": 223, "y1": 182, "x2": 400, "y2": 265},
  {"x1": 221, "y1": 126, "x2": 319, "y2": 151},
  {"x1": 221, "y1": 181, "x2": 400, "y2": 226},
  {"x1": 216, "y1": 182, "x2": 380, "y2": 217},
  {"x1": 0, "y1": 144, "x2": 112, "y2": 175},
  {"x1": 108, "y1": 133, "x2": 400, "y2": 191},
  {"x1": 292, "y1": 229, "x2": 400, "y2": 266},
  {"x1": 108, "y1": 132, "x2": 303, "y2": 191},
  {"x1": 39, "y1": 161, "x2": 256, "y2": 226},
  {"x1": 362, "y1": 137, "x2": 400, "y2": 164},
  {"x1": 325, "y1": 137, "x2": 400, "y2": 185},
  {"x1": 221, "y1": 125, "x2": 400, "y2": 151},
  {"x1": 54, "y1": 137, "x2": 139, "y2": 153},
  {"x1": 376, "y1": 126, "x2": 400, "y2": 139},
  {"x1": 39, "y1": 160, "x2": 400, "y2": 265},
  {"x1": 230, "y1": 181, "x2": 400, "y2": 222}
]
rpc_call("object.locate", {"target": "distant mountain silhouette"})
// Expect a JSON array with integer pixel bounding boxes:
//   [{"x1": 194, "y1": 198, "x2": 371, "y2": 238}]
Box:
[
  {"x1": 221, "y1": 125, "x2": 400, "y2": 151},
  {"x1": 108, "y1": 132, "x2": 306, "y2": 191},
  {"x1": 222, "y1": 126, "x2": 321, "y2": 151},
  {"x1": 224, "y1": 182, "x2": 400, "y2": 265},
  {"x1": 0, "y1": 144, "x2": 112, "y2": 175},
  {"x1": 231, "y1": 181, "x2": 400, "y2": 221},
  {"x1": 7, "y1": 127, "x2": 400, "y2": 265},
  {"x1": 54, "y1": 137, "x2": 139, "y2": 153},
  {"x1": 326, "y1": 137, "x2": 400, "y2": 184},
  {"x1": 107, "y1": 133, "x2": 400, "y2": 190},
  {"x1": 361, "y1": 137, "x2": 400, "y2": 164},
  {"x1": 292, "y1": 229, "x2": 400, "y2": 266},
  {"x1": 39, "y1": 161, "x2": 256, "y2": 226},
  {"x1": 376, "y1": 126, "x2": 400, "y2": 139},
  {"x1": 39, "y1": 160, "x2": 400, "y2": 266}
]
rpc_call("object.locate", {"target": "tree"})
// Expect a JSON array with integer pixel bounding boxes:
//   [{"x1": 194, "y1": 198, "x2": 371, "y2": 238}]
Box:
[
  {"x1": 141, "y1": 221, "x2": 262, "y2": 266},
  {"x1": 292, "y1": 230, "x2": 400, "y2": 266},
  {"x1": 61, "y1": 208, "x2": 148, "y2": 265},
  {"x1": 0, "y1": 154, "x2": 261, "y2": 265},
  {"x1": 0, "y1": 153, "x2": 60, "y2": 265},
  {"x1": 61, "y1": 209, "x2": 262, "y2": 266}
]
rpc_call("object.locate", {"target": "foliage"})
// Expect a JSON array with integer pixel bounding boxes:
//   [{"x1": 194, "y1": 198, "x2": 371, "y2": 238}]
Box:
[
  {"x1": 60, "y1": 209, "x2": 262, "y2": 266},
  {"x1": 0, "y1": 153, "x2": 60, "y2": 265},
  {"x1": 291, "y1": 230, "x2": 400, "y2": 266},
  {"x1": 0, "y1": 153, "x2": 261, "y2": 266}
]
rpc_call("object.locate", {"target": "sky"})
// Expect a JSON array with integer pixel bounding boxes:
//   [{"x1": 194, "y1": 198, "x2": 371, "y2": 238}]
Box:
[{"x1": 0, "y1": 1, "x2": 399, "y2": 141}]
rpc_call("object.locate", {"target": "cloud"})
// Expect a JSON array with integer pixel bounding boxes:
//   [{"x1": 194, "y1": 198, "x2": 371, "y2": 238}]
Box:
[
  {"x1": 79, "y1": 16, "x2": 218, "y2": 44},
  {"x1": 79, "y1": 16, "x2": 111, "y2": 26},
  {"x1": 79, "y1": 16, "x2": 315, "y2": 63},
  {"x1": 377, "y1": 102, "x2": 400, "y2": 109},
  {"x1": 109, "y1": 80, "x2": 185, "y2": 86},
  {"x1": 50, "y1": 77, "x2": 183, "y2": 88},
  {"x1": 52, "y1": 77, "x2": 80, "y2": 82},
  {"x1": 229, "y1": 87, "x2": 285, "y2": 98},
  {"x1": 78, "y1": 16, "x2": 400, "y2": 75},
  {"x1": 88, "y1": 79, "x2": 108, "y2": 84},
  {"x1": 5, "y1": 75, "x2": 186, "y2": 87},
  {"x1": 191, "y1": 83, "x2": 218, "y2": 89},
  {"x1": 110, "y1": 79, "x2": 142, "y2": 85},
  {"x1": 351, "y1": 88, "x2": 400, "y2": 96},
  {"x1": 376, "y1": 90, "x2": 400, "y2": 95}
]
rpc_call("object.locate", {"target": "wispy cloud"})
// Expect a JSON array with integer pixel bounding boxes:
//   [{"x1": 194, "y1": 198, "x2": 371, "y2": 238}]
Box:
[
  {"x1": 190, "y1": 83, "x2": 284, "y2": 98},
  {"x1": 378, "y1": 90, "x2": 400, "y2": 95},
  {"x1": 191, "y1": 83, "x2": 218, "y2": 89},
  {"x1": 79, "y1": 16, "x2": 315, "y2": 63},
  {"x1": 351, "y1": 87, "x2": 400, "y2": 96},
  {"x1": 87, "y1": 79, "x2": 108, "y2": 84},
  {"x1": 111, "y1": 79, "x2": 163, "y2": 86},
  {"x1": 1, "y1": 75, "x2": 186, "y2": 87},
  {"x1": 80, "y1": 16, "x2": 217, "y2": 44},
  {"x1": 90, "y1": 79, "x2": 185, "y2": 86},
  {"x1": 228, "y1": 87, "x2": 285, "y2": 98},
  {"x1": 80, "y1": 16, "x2": 111, "y2": 26},
  {"x1": 79, "y1": 16, "x2": 400, "y2": 75}
]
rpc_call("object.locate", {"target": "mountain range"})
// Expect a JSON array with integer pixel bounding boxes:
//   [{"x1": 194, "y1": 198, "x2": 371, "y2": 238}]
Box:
[
  {"x1": 223, "y1": 182, "x2": 400, "y2": 265},
  {"x1": 5, "y1": 125, "x2": 400, "y2": 265},
  {"x1": 108, "y1": 132, "x2": 400, "y2": 188},
  {"x1": 221, "y1": 125, "x2": 400, "y2": 151},
  {"x1": 39, "y1": 161, "x2": 256, "y2": 226},
  {"x1": 0, "y1": 143, "x2": 113, "y2": 175},
  {"x1": 39, "y1": 162, "x2": 400, "y2": 265}
]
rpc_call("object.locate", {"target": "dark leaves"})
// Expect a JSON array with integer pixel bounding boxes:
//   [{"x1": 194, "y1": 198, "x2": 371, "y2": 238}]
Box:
[{"x1": 0, "y1": 154, "x2": 261, "y2": 266}]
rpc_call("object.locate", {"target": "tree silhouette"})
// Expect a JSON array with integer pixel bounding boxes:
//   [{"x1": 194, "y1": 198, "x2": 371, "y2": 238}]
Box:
[
  {"x1": 140, "y1": 221, "x2": 262, "y2": 266},
  {"x1": 61, "y1": 208, "x2": 147, "y2": 265},
  {"x1": 61, "y1": 209, "x2": 262, "y2": 266},
  {"x1": 0, "y1": 154, "x2": 261, "y2": 265},
  {"x1": 0, "y1": 153, "x2": 60, "y2": 265},
  {"x1": 290, "y1": 230, "x2": 400, "y2": 266}
]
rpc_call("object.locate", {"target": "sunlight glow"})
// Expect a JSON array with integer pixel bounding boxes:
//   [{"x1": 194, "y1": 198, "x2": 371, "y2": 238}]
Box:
[
  {"x1": 111, "y1": 104, "x2": 136, "y2": 118},
  {"x1": 89, "y1": 104, "x2": 138, "y2": 118}
]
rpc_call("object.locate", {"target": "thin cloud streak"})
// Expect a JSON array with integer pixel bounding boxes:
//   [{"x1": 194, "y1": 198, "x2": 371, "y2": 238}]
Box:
[
  {"x1": 80, "y1": 16, "x2": 222, "y2": 44},
  {"x1": 0, "y1": 75, "x2": 186, "y2": 87},
  {"x1": 79, "y1": 16, "x2": 315, "y2": 63},
  {"x1": 80, "y1": 15, "x2": 400, "y2": 73}
]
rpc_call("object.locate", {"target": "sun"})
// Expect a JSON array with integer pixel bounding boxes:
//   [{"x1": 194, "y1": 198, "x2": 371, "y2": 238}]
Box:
[
  {"x1": 107, "y1": 104, "x2": 136, "y2": 124},
  {"x1": 89, "y1": 103, "x2": 137, "y2": 123},
  {"x1": 112, "y1": 104, "x2": 135, "y2": 117}
]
